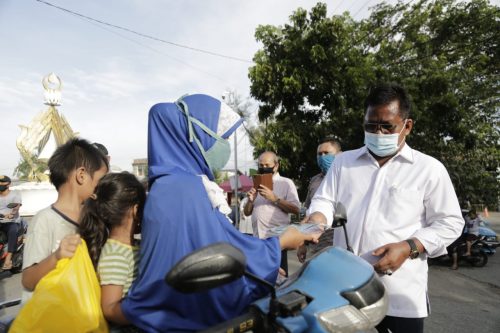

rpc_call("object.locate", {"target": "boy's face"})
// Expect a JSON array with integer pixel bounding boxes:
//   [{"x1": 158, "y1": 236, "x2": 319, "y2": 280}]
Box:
[{"x1": 77, "y1": 164, "x2": 108, "y2": 202}]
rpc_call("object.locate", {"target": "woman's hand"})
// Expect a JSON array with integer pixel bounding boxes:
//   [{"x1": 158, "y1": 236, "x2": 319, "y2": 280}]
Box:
[{"x1": 279, "y1": 227, "x2": 320, "y2": 250}]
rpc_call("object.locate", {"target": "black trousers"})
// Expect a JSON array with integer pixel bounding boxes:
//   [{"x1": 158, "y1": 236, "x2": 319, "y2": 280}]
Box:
[
  {"x1": 0, "y1": 222, "x2": 18, "y2": 253},
  {"x1": 376, "y1": 316, "x2": 424, "y2": 333}
]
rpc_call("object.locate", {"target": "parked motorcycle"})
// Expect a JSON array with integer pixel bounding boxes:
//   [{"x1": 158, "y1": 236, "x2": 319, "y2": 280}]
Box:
[{"x1": 166, "y1": 204, "x2": 388, "y2": 333}]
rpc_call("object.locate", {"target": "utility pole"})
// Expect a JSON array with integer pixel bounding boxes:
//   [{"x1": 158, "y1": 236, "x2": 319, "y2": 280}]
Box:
[{"x1": 223, "y1": 91, "x2": 239, "y2": 227}]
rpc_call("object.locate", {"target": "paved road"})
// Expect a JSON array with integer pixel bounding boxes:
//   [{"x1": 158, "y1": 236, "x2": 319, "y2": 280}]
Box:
[
  {"x1": 2, "y1": 213, "x2": 500, "y2": 332},
  {"x1": 424, "y1": 212, "x2": 500, "y2": 333}
]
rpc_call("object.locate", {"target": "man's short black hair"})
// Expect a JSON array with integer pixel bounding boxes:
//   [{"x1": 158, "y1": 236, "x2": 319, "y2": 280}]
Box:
[
  {"x1": 364, "y1": 83, "x2": 411, "y2": 119},
  {"x1": 320, "y1": 136, "x2": 342, "y2": 151},
  {"x1": 48, "y1": 138, "x2": 109, "y2": 190},
  {"x1": 0, "y1": 175, "x2": 11, "y2": 184}
]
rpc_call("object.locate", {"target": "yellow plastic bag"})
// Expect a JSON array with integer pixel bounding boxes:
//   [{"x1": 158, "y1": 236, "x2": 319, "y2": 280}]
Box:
[{"x1": 10, "y1": 239, "x2": 109, "y2": 333}]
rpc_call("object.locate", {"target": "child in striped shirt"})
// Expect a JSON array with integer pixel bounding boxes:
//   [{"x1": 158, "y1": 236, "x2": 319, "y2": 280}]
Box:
[{"x1": 79, "y1": 172, "x2": 146, "y2": 330}]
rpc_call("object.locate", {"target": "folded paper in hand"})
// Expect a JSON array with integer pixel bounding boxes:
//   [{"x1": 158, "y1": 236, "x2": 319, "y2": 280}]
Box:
[{"x1": 267, "y1": 223, "x2": 328, "y2": 237}]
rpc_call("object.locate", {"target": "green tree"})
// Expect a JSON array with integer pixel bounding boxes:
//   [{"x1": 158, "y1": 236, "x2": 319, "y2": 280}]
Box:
[
  {"x1": 249, "y1": 0, "x2": 499, "y2": 207},
  {"x1": 14, "y1": 153, "x2": 49, "y2": 182}
]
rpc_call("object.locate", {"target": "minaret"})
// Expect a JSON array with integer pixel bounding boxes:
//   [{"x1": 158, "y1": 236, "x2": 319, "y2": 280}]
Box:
[{"x1": 15, "y1": 73, "x2": 77, "y2": 181}]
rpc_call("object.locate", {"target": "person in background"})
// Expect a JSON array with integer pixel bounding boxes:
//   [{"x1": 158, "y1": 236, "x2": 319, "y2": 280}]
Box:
[
  {"x1": 21, "y1": 138, "x2": 109, "y2": 301},
  {"x1": 0, "y1": 175, "x2": 22, "y2": 270},
  {"x1": 464, "y1": 208, "x2": 481, "y2": 257},
  {"x1": 300, "y1": 136, "x2": 342, "y2": 258},
  {"x1": 304, "y1": 137, "x2": 342, "y2": 209},
  {"x1": 93, "y1": 142, "x2": 110, "y2": 164},
  {"x1": 244, "y1": 151, "x2": 301, "y2": 275},
  {"x1": 80, "y1": 172, "x2": 146, "y2": 331},
  {"x1": 304, "y1": 83, "x2": 464, "y2": 333},
  {"x1": 238, "y1": 194, "x2": 253, "y2": 236}
]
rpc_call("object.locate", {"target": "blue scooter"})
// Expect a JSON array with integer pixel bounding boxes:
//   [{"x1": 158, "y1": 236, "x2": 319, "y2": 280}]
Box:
[
  {"x1": 478, "y1": 220, "x2": 499, "y2": 255},
  {"x1": 166, "y1": 206, "x2": 388, "y2": 333}
]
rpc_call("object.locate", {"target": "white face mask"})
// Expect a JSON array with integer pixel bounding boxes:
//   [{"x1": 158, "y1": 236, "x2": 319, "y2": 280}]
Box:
[{"x1": 364, "y1": 120, "x2": 407, "y2": 157}]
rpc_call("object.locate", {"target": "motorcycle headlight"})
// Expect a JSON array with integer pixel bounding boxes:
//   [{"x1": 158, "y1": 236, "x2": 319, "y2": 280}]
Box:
[
  {"x1": 485, "y1": 236, "x2": 497, "y2": 242},
  {"x1": 317, "y1": 275, "x2": 388, "y2": 333}
]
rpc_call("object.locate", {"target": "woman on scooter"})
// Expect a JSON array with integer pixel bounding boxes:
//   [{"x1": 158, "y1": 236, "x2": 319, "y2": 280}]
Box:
[
  {"x1": 464, "y1": 208, "x2": 481, "y2": 256},
  {"x1": 120, "y1": 94, "x2": 318, "y2": 332},
  {"x1": 0, "y1": 175, "x2": 22, "y2": 271}
]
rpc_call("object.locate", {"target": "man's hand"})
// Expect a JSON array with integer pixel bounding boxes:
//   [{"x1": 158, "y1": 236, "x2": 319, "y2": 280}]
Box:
[
  {"x1": 257, "y1": 185, "x2": 276, "y2": 202},
  {"x1": 372, "y1": 241, "x2": 411, "y2": 275},
  {"x1": 303, "y1": 212, "x2": 327, "y2": 226},
  {"x1": 55, "y1": 234, "x2": 81, "y2": 260},
  {"x1": 247, "y1": 188, "x2": 257, "y2": 203},
  {"x1": 297, "y1": 245, "x2": 307, "y2": 263}
]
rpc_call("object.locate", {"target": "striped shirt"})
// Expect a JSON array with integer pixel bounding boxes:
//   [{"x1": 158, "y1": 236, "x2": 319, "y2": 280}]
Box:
[{"x1": 98, "y1": 239, "x2": 139, "y2": 297}]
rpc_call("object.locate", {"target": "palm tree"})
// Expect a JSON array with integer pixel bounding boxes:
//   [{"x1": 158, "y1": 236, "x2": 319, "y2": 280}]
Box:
[{"x1": 14, "y1": 152, "x2": 48, "y2": 182}]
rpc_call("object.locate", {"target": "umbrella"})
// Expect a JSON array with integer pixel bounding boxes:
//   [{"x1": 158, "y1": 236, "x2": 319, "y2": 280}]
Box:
[{"x1": 219, "y1": 174, "x2": 253, "y2": 193}]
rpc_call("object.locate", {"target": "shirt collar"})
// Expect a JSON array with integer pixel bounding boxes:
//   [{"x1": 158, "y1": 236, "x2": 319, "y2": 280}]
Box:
[
  {"x1": 272, "y1": 172, "x2": 281, "y2": 181},
  {"x1": 357, "y1": 143, "x2": 414, "y2": 164}
]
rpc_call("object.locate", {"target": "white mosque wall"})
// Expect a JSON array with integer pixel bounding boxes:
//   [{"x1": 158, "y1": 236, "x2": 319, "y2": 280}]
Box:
[{"x1": 10, "y1": 182, "x2": 57, "y2": 216}]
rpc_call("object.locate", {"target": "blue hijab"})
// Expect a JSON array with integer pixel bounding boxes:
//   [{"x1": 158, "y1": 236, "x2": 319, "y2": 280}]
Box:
[{"x1": 121, "y1": 94, "x2": 281, "y2": 332}]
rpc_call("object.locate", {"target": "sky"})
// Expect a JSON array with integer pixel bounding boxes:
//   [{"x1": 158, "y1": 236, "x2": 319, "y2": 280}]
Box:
[{"x1": 1, "y1": 0, "x2": 497, "y2": 177}]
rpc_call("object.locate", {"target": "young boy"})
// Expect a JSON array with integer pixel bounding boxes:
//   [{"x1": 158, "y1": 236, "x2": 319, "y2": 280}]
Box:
[{"x1": 21, "y1": 138, "x2": 109, "y2": 300}]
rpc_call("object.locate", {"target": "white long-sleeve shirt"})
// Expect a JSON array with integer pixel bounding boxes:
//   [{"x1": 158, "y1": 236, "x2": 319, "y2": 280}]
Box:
[{"x1": 308, "y1": 144, "x2": 464, "y2": 318}]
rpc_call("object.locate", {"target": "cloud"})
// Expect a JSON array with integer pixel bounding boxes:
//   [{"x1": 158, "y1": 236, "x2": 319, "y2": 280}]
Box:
[{"x1": 3, "y1": 0, "x2": 417, "y2": 176}]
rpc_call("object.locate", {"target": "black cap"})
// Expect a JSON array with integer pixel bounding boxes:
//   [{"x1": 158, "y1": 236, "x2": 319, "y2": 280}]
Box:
[{"x1": 0, "y1": 175, "x2": 11, "y2": 184}]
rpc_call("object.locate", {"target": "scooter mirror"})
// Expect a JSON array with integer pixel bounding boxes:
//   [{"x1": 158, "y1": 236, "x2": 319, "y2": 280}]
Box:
[
  {"x1": 165, "y1": 242, "x2": 247, "y2": 293},
  {"x1": 332, "y1": 202, "x2": 347, "y2": 228},
  {"x1": 332, "y1": 202, "x2": 354, "y2": 253}
]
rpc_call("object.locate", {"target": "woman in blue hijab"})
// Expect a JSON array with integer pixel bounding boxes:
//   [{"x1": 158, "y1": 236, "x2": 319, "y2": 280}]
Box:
[{"x1": 121, "y1": 94, "x2": 316, "y2": 332}]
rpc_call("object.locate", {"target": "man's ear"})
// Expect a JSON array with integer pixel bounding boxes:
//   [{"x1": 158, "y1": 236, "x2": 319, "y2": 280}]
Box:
[
  {"x1": 404, "y1": 118, "x2": 414, "y2": 135},
  {"x1": 75, "y1": 167, "x2": 86, "y2": 185}
]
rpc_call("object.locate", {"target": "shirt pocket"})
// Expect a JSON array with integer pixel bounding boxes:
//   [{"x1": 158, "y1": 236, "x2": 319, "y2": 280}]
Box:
[
  {"x1": 384, "y1": 188, "x2": 425, "y2": 226},
  {"x1": 390, "y1": 188, "x2": 423, "y2": 201}
]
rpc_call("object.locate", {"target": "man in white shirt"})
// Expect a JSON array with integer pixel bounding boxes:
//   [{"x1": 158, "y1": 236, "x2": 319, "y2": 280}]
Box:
[{"x1": 304, "y1": 83, "x2": 464, "y2": 333}]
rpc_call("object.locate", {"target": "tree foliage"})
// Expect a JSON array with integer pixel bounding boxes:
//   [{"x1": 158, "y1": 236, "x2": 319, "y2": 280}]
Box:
[
  {"x1": 14, "y1": 153, "x2": 49, "y2": 182},
  {"x1": 248, "y1": 0, "x2": 499, "y2": 208}
]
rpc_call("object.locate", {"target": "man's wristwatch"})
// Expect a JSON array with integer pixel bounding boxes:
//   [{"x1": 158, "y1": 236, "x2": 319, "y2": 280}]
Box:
[
  {"x1": 406, "y1": 239, "x2": 420, "y2": 259},
  {"x1": 273, "y1": 198, "x2": 281, "y2": 205}
]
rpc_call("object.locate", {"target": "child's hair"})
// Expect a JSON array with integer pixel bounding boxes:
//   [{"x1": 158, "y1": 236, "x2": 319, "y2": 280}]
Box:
[
  {"x1": 79, "y1": 172, "x2": 146, "y2": 268},
  {"x1": 48, "y1": 138, "x2": 109, "y2": 190}
]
